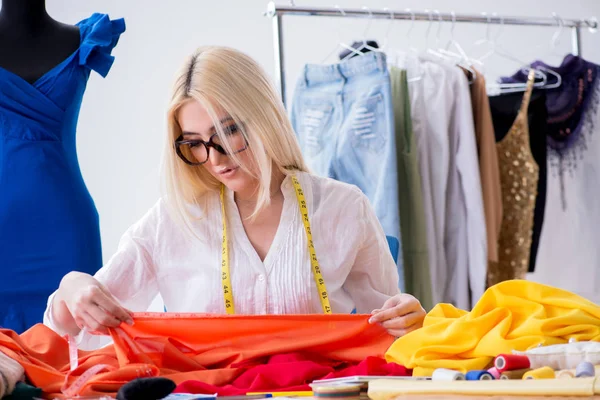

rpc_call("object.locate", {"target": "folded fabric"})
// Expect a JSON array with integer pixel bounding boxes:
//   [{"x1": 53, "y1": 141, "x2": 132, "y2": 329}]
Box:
[
  {"x1": 385, "y1": 280, "x2": 600, "y2": 376},
  {"x1": 174, "y1": 355, "x2": 408, "y2": 396},
  {"x1": 0, "y1": 313, "x2": 395, "y2": 398}
]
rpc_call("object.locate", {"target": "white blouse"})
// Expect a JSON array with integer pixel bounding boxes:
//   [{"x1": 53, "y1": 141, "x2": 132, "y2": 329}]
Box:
[{"x1": 44, "y1": 172, "x2": 400, "y2": 349}]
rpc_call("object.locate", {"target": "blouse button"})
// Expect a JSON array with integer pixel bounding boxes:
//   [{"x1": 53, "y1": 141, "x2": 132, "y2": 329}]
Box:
[{"x1": 258, "y1": 274, "x2": 265, "y2": 282}]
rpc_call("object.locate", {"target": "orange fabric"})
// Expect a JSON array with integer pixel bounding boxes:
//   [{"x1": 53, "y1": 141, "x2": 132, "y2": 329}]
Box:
[{"x1": 0, "y1": 313, "x2": 393, "y2": 399}]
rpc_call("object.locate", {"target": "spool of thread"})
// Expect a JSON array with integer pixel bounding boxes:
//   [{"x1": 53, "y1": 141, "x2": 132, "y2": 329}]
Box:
[
  {"x1": 494, "y1": 354, "x2": 531, "y2": 372},
  {"x1": 465, "y1": 370, "x2": 494, "y2": 380},
  {"x1": 575, "y1": 361, "x2": 595, "y2": 378},
  {"x1": 432, "y1": 368, "x2": 465, "y2": 381},
  {"x1": 523, "y1": 366, "x2": 555, "y2": 380},
  {"x1": 487, "y1": 367, "x2": 501, "y2": 380},
  {"x1": 556, "y1": 369, "x2": 575, "y2": 379},
  {"x1": 500, "y1": 368, "x2": 531, "y2": 380},
  {"x1": 310, "y1": 383, "x2": 361, "y2": 400}
]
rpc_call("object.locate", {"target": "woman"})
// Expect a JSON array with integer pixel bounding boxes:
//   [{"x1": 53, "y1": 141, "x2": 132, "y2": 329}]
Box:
[{"x1": 44, "y1": 46, "x2": 426, "y2": 349}]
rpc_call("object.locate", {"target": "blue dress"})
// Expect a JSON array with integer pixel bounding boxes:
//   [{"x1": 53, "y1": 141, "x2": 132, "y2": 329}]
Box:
[{"x1": 0, "y1": 14, "x2": 125, "y2": 333}]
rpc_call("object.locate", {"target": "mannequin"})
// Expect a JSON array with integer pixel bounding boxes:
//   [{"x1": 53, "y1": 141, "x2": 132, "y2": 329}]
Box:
[
  {"x1": 0, "y1": 0, "x2": 80, "y2": 83},
  {"x1": 0, "y1": 4, "x2": 125, "y2": 333}
]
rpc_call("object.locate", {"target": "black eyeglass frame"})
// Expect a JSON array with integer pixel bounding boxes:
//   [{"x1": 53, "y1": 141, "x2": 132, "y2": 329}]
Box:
[{"x1": 174, "y1": 132, "x2": 248, "y2": 166}]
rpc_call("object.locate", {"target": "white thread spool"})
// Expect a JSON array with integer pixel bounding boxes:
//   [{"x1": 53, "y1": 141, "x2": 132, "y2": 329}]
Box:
[{"x1": 432, "y1": 368, "x2": 465, "y2": 381}]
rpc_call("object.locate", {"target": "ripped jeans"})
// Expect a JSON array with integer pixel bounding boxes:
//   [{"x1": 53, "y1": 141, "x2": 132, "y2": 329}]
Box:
[{"x1": 290, "y1": 52, "x2": 404, "y2": 291}]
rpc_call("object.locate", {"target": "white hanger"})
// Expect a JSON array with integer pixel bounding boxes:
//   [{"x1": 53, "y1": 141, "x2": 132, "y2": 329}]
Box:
[
  {"x1": 340, "y1": 6, "x2": 380, "y2": 63},
  {"x1": 385, "y1": 8, "x2": 422, "y2": 82},
  {"x1": 474, "y1": 14, "x2": 561, "y2": 93},
  {"x1": 321, "y1": 5, "x2": 362, "y2": 63},
  {"x1": 425, "y1": 10, "x2": 477, "y2": 82},
  {"x1": 378, "y1": 7, "x2": 395, "y2": 53}
]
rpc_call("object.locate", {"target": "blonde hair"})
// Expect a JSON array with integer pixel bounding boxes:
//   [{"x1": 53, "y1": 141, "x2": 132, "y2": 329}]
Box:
[{"x1": 161, "y1": 46, "x2": 308, "y2": 234}]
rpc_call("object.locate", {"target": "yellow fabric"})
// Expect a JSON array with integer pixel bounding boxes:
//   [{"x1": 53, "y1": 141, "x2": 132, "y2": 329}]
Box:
[
  {"x1": 385, "y1": 280, "x2": 600, "y2": 376},
  {"x1": 367, "y1": 377, "x2": 600, "y2": 399}
]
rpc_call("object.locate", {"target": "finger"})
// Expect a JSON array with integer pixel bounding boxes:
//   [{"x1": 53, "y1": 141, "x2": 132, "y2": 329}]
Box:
[
  {"x1": 93, "y1": 292, "x2": 134, "y2": 325},
  {"x1": 369, "y1": 301, "x2": 416, "y2": 323},
  {"x1": 87, "y1": 303, "x2": 123, "y2": 328},
  {"x1": 381, "y1": 296, "x2": 399, "y2": 310},
  {"x1": 371, "y1": 309, "x2": 382, "y2": 314},
  {"x1": 77, "y1": 311, "x2": 110, "y2": 335},
  {"x1": 387, "y1": 322, "x2": 420, "y2": 338},
  {"x1": 381, "y1": 311, "x2": 423, "y2": 330}
]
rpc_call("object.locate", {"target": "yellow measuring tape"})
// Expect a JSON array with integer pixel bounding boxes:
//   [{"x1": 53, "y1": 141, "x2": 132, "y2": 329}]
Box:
[{"x1": 220, "y1": 174, "x2": 332, "y2": 314}]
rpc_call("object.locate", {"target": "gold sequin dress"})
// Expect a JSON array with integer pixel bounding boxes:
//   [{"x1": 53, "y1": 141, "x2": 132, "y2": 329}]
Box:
[{"x1": 488, "y1": 70, "x2": 538, "y2": 287}]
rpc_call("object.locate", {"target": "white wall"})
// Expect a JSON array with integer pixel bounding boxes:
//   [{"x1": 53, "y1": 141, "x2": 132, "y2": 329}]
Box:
[{"x1": 46, "y1": 1, "x2": 600, "y2": 308}]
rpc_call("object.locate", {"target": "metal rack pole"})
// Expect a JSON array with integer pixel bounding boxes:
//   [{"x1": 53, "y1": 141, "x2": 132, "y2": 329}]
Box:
[{"x1": 265, "y1": 1, "x2": 598, "y2": 105}]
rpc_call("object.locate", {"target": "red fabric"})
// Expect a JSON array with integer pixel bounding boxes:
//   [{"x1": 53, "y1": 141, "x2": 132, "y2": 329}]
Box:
[
  {"x1": 0, "y1": 313, "x2": 404, "y2": 399},
  {"x1": 174, "y1": 354, "x2": 409, "y2": 395}
]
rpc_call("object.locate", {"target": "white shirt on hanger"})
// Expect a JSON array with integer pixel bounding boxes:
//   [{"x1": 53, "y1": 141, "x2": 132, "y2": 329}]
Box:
[
  {"x1": 394, "y1": 52, "x2": 486, "y2": 309},
  {"x1": 43, "y1": 172, "x2": 400, "y2": 350}
]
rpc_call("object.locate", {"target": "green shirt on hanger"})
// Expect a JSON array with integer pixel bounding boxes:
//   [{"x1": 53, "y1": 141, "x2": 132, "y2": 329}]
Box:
[{"x1": 390, "y1": 67, "x2": 433, "y2": 311}]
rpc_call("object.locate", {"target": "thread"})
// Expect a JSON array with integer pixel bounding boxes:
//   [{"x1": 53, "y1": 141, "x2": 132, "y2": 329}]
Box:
[
  {"x1": 432, "y1": 368, "x2": 465, "y2": 381},
  {"x1": 465, "y1": 370, "x2": 494, "y2": 380},
  {"x1": 494, "y1": 354, "x2": 530, "y2": 372},
  {"x1": 487, "y1": 367, "x2": 501, "y2": 379},
  {"x1": 556, "y1": 369, "x2": 575, "y2": 379},
  {"x1": 575, "y1": 361, "x2": 595, "y2": 378},
  {"x1": 523, "y1": 366, "x2": 555, "y2": 380},
  {"x1": 500, "y1": 368, "x2": 531, "y2": 380}
]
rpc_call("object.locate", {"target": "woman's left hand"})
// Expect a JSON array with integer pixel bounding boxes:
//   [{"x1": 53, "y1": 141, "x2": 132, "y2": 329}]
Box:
[{"x1": 369, "y1": 294, "x2": 426, "y2": 337}]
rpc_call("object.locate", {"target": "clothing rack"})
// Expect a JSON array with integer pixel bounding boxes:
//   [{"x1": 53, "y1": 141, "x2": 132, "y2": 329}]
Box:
[{"x1": 264, "y1": 1, "x2": 599, "y2": 106}]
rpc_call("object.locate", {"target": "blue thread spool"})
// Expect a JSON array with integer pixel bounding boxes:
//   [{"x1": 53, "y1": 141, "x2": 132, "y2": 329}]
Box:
[
  {"x1": 466, "y1": 370, "x2": 494, "y2": 380},
  {"x1": 575, "y1": 361, "x2": 595, "y2": 378},
  {"x1": 432, "y1": 368, "x2": 465, "y2": 381}
]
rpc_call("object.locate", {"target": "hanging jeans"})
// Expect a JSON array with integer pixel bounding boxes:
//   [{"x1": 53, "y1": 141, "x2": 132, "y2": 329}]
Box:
[{"x1": 290, "y1": 52, "x2": 404, "y2": 291}]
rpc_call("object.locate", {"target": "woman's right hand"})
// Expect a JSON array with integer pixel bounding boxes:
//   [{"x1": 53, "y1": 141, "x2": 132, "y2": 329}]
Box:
[{"x1": 58, "y1": 272, "x2": 134, "y2": 334}]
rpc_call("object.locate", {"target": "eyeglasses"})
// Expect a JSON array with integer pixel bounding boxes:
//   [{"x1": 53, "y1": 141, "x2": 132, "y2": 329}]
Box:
[{"x1": 174, "y1": 123, "x2": 248, "y2": 166}]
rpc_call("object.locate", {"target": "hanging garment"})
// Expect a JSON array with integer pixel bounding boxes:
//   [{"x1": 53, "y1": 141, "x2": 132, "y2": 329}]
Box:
[
  {"x1": 290, "y1": 53, "x2": 405, "y2": 291},
  {"x1": 0, "y1": 14, "x2": 125, "y2": 333},
  {"x1": 400, "y1": 54, "x2": 486, "y2": 309},
  {"x1": 466, "y1": 69, "x2": 503, "y2": 274},
  {"x1": 487, "y1": 71, "x2": 539, "y2": 286},
  {"x1": 44, "y1": 172, "x2": 400, "y2": 350},
  {"x1": 0, "y1": 314, "x2": 398, "y2": 398},
  {"x1": 489, "y1": 91, "x2": 548, "y2": 275},
  {"x1": 385, "y1": 280, "x2": 600, "y2": 376},
  {"x1": 501, "y1": 55, "x2": 600, "y2": 303},
  {"x1": 389, "y1": 67, "x2": 431, "y2": 310}
]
